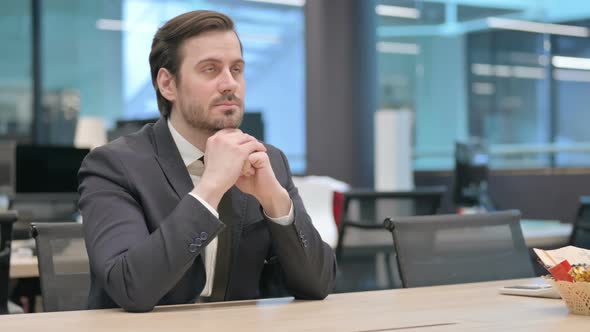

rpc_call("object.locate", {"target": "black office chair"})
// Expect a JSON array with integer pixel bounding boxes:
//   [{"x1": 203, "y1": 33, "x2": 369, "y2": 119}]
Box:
[
  {"x1": 384, "y1": 210, "x2": 535, "y2": 288},
  {"x1": 0, "y1": 211, "x2": 21, "y2": 314},
  {"x1": 570, "y1": 196, "x2": 590, "y2": 249},
  {"x1": 31, "y1": 222, "x2": 90, "y2": 312},
  {"x1": 334, "y1": 186, "x2": 446, "y2": 291}
]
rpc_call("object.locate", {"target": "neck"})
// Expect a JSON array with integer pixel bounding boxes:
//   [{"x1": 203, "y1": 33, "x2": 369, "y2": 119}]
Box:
[{"x1": 169, "y1": 110, "x2": 211, "y2": 152}]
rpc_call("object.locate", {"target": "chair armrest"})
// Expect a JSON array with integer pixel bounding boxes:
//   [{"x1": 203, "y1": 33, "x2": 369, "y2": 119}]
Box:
[
  {"x1": 341, "y1": 219, "x2": 387, "y2": 230},
  {"x1": 0, "y1": 210, "x2": 18, "y2": 224}
]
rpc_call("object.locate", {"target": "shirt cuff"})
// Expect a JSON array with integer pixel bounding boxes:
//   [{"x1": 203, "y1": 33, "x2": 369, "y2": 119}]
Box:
[
  {"x1": 189, "y1": 193, "x2": 220, "y2": 219},
  {"x1": 263, "y1": 200, "x2": 294, "y2": 226}
]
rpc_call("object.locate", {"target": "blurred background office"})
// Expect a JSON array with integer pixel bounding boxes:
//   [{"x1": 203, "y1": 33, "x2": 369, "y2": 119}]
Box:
[
  {"x1": 3, "y1": 0, "x2": 590, "y2": 221},
  {"x1": 3, "y1": 0, "x2": 590, "y2": 309}
]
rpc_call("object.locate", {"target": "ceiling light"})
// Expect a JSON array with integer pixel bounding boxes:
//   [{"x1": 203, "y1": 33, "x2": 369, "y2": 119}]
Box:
[
  {"x1": 552, "y1": 55, "x2": 590, "y2": 71},
  {"x1": 96, "y1": 19, "x2": 157, "y2": 32},
  {"x1": 375, "y1": 5, "x2": 419, "y2": 19},
  {"x1": 487, "y1": 17, "x2": 590, "y2": 37},
  {"x1": 377, "y1": 42, "x2": 419, "y2": 55}
]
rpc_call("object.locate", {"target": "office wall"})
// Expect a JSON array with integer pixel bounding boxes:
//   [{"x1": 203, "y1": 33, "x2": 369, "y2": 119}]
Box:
[
  {"x1": 306, "y1": 0, "x2": 377, "y2": 187},
  {"x1": 416, "y1": 170, "x2": 590, "y2": 224}
]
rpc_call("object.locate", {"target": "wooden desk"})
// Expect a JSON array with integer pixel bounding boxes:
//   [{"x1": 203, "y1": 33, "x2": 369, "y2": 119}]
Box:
[
  {"x1": 0, "y1": 278, "x2": 587, "y2": 331},
  {"x1": 9, "y1": 255, "x2": 38, "y2": 279}
]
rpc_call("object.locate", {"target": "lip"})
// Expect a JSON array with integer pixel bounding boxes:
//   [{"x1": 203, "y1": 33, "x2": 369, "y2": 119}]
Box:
[{"x1": 215, "y1": 102, "x2": 239, "y2": 107}]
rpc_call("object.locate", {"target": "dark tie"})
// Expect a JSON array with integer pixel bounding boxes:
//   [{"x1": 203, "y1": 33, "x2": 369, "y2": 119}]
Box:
[
  {"x1": 188, "y1": 155, "x2": 232, "y2": 302},
  {"x1": 210, "y1": 190, "x2": 233, "y2": 302}
]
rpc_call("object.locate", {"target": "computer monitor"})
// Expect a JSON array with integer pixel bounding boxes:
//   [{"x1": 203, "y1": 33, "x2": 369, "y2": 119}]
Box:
[
  {"x1": 240, "y1": 112, "x2": 265, "y2": 142},
  {"x1": 453, "y1": 139, "x2": 494, "y2": 210},
  {"x1": 108, "y1": 118, "x2": 159, "y2": 141},
  {"x1": 15, "y1": 145, "x2": 90, "y2": 194}
]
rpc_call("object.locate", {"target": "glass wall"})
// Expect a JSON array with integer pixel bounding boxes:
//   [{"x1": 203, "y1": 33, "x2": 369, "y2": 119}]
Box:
[
  {"x1": 376, "y1": 0, "x2": 590, "y2": 170},
  {"x1": 0, "y1": 1, "x2": 32, "y2": 141},
  {"x1": 40, "y1": 0, "x2": 123, "y2": 145},
  {"x1": 7, "y1": 0, "x2": 590, "y2": 174},
  {"x1": 1, "y1": 0, "x2": 306, "y2": 173}
]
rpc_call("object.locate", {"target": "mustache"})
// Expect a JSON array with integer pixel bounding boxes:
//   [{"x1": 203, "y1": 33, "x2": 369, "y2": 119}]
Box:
[{"x1": 211, "y1": 94, "x2": 243, "y2": 106}]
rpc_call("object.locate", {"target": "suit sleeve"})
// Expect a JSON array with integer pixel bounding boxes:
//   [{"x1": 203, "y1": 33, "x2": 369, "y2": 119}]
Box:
[
  {"x1": 78, "y1": 145, "x2": 224, "y2": 312},
  {"x1": 265, "y1": 148, "x2": 337, "y2": 299}
]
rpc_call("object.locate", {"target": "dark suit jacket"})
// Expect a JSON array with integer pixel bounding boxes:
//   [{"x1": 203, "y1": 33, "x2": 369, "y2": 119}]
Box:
[{"x1": 78, "y1": 118, "x2": 336, "y2": 312}]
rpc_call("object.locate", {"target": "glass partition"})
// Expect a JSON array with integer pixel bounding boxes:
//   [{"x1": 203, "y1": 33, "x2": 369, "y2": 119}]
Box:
[{"x1": 376, "y1": 0, "x2": 590, "y2": 170}]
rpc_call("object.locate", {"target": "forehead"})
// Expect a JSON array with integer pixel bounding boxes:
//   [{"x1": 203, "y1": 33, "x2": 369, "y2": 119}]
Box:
[{"x1": 181, "y1": 30, "x2": 242, "y2": 63}]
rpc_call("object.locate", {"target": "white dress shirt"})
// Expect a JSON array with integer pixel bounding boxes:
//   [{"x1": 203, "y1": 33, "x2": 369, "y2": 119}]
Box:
[{"x1": 167, "y1": 119, "x2": 293, "y2": 297}]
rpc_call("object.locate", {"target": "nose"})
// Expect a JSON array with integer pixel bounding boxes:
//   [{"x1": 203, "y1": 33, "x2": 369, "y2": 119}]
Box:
[{"x1": 218, "y1": 68, "x2": 238, "y2": 94}]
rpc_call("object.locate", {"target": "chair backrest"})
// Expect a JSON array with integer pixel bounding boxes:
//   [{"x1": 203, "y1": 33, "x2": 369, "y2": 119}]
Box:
[
  {"x1": 0, "y1": 211, "x2": 18, "y2": 314},
  {"x1": 571, "y1": 196, "x2": 590, "y2": 249},
  {"x1": 31, "y1": 222, "x2": 90, "y2": 312},
  {"x1": 384, "y1": 210, "x2": 534, "y2": 288},
  {"x1": 334, "y1": 186, "x2": 446, "y2": 292}
]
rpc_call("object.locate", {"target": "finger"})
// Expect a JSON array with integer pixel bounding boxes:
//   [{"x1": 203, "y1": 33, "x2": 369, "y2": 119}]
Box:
[
  {"x1": 239, "y1": 140, "x2": 266, "y2": 156},
  {"x1": 210, "y1": 129, "x2": 244, "y2": 144},
  {"x1": 235, "y1": 134, "x2": 259, "y2": 145},
  {"x1": 241, "y1": 159, "x2": 252, "y2": 176},
  {"x1": 247, "y1": 151, "x2": 269, "y2": 168},
  {"x1": 215, "y1": 128, "x2": 242, "y2": 136},
  {"x1": 218, "y1": 132, "x2": 258, "y2": 146}
]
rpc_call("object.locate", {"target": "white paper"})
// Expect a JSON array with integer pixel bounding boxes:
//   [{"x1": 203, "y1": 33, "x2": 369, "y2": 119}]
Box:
[{"x1": 533, "y1": 246, "x2": 590, "y2": 268}]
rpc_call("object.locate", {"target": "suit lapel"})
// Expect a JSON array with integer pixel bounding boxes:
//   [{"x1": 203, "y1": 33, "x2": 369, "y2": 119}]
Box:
[{"x1": 151, "y1": 118, "x2": 193, "y2": 198}]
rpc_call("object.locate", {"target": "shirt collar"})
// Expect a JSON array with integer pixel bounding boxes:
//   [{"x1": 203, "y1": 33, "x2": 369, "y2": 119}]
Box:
[{"x1": 167, "y1": 118, "x2": 204, "y2": 167}]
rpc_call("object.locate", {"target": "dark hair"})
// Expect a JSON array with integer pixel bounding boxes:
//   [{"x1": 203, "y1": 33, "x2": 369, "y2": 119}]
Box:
[{"x1": 149, "y1": 10, "x2": 239, "y2": 117}]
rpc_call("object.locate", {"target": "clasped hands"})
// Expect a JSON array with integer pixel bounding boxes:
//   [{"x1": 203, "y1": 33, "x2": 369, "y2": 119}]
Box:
[{"x1": 192, "y1": 129, "x2": 290, "y2": 218}]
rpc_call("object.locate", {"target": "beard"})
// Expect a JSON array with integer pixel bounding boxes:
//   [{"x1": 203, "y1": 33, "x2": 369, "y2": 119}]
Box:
[{"x1": 179, "y1": 95, "x2": 244, "y2": 133}]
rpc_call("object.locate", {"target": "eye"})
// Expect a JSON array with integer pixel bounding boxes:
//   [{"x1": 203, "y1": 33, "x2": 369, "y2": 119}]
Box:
[
  {"x1": 231, "y1": 66, "x2": 243, "y2": 74},
  {"x1": 203, "y1": 66, "x2": 217, "y2": 73}
]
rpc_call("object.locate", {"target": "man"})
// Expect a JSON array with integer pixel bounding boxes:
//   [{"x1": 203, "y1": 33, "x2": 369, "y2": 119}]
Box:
[{"x1": 78, "y1": 10, "x2": 336, "y2": 312}]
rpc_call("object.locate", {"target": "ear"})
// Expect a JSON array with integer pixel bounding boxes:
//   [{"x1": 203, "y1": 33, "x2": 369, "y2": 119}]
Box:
[{"x1": 157, "y1": 68, "x2": 177, "y2": 102}]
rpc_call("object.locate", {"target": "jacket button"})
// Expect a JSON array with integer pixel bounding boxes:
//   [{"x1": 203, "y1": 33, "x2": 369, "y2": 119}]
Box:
[
  {"x1": 193, "y1": 238, "x2": 202, "y2": 247},
  {"x1": 200, "y1": 232, "x2": 208, "y2": 240},
  {"x1": 189, "y1": 243, "x2": 199, "y2": 253}
]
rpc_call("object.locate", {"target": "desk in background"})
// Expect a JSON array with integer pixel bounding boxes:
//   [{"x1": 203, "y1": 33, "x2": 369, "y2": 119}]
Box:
[
  {"x1": 0, "y1": 278, "x2": 587, "y2": 331},
  {"x1": 521, "y1": 219, "x2": 573, "y2": 248},
  {"x1": 9, "y1": 240, "x2": 38, "y2": 279},
  {"x1": 342, "y1": 219, "x2": 573, "y2": 250},
  {"x1": 9, "y1": 255, "x2": 38, "y2": 279}
]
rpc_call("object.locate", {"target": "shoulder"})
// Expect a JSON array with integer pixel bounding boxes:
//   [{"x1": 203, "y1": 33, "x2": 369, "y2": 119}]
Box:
[
  {"x1": 86, "y1": 124, "x2": 156, "y2": 164},
  {"x1": 80, "y1": 123, "x2": 157, "y2": 178}
]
